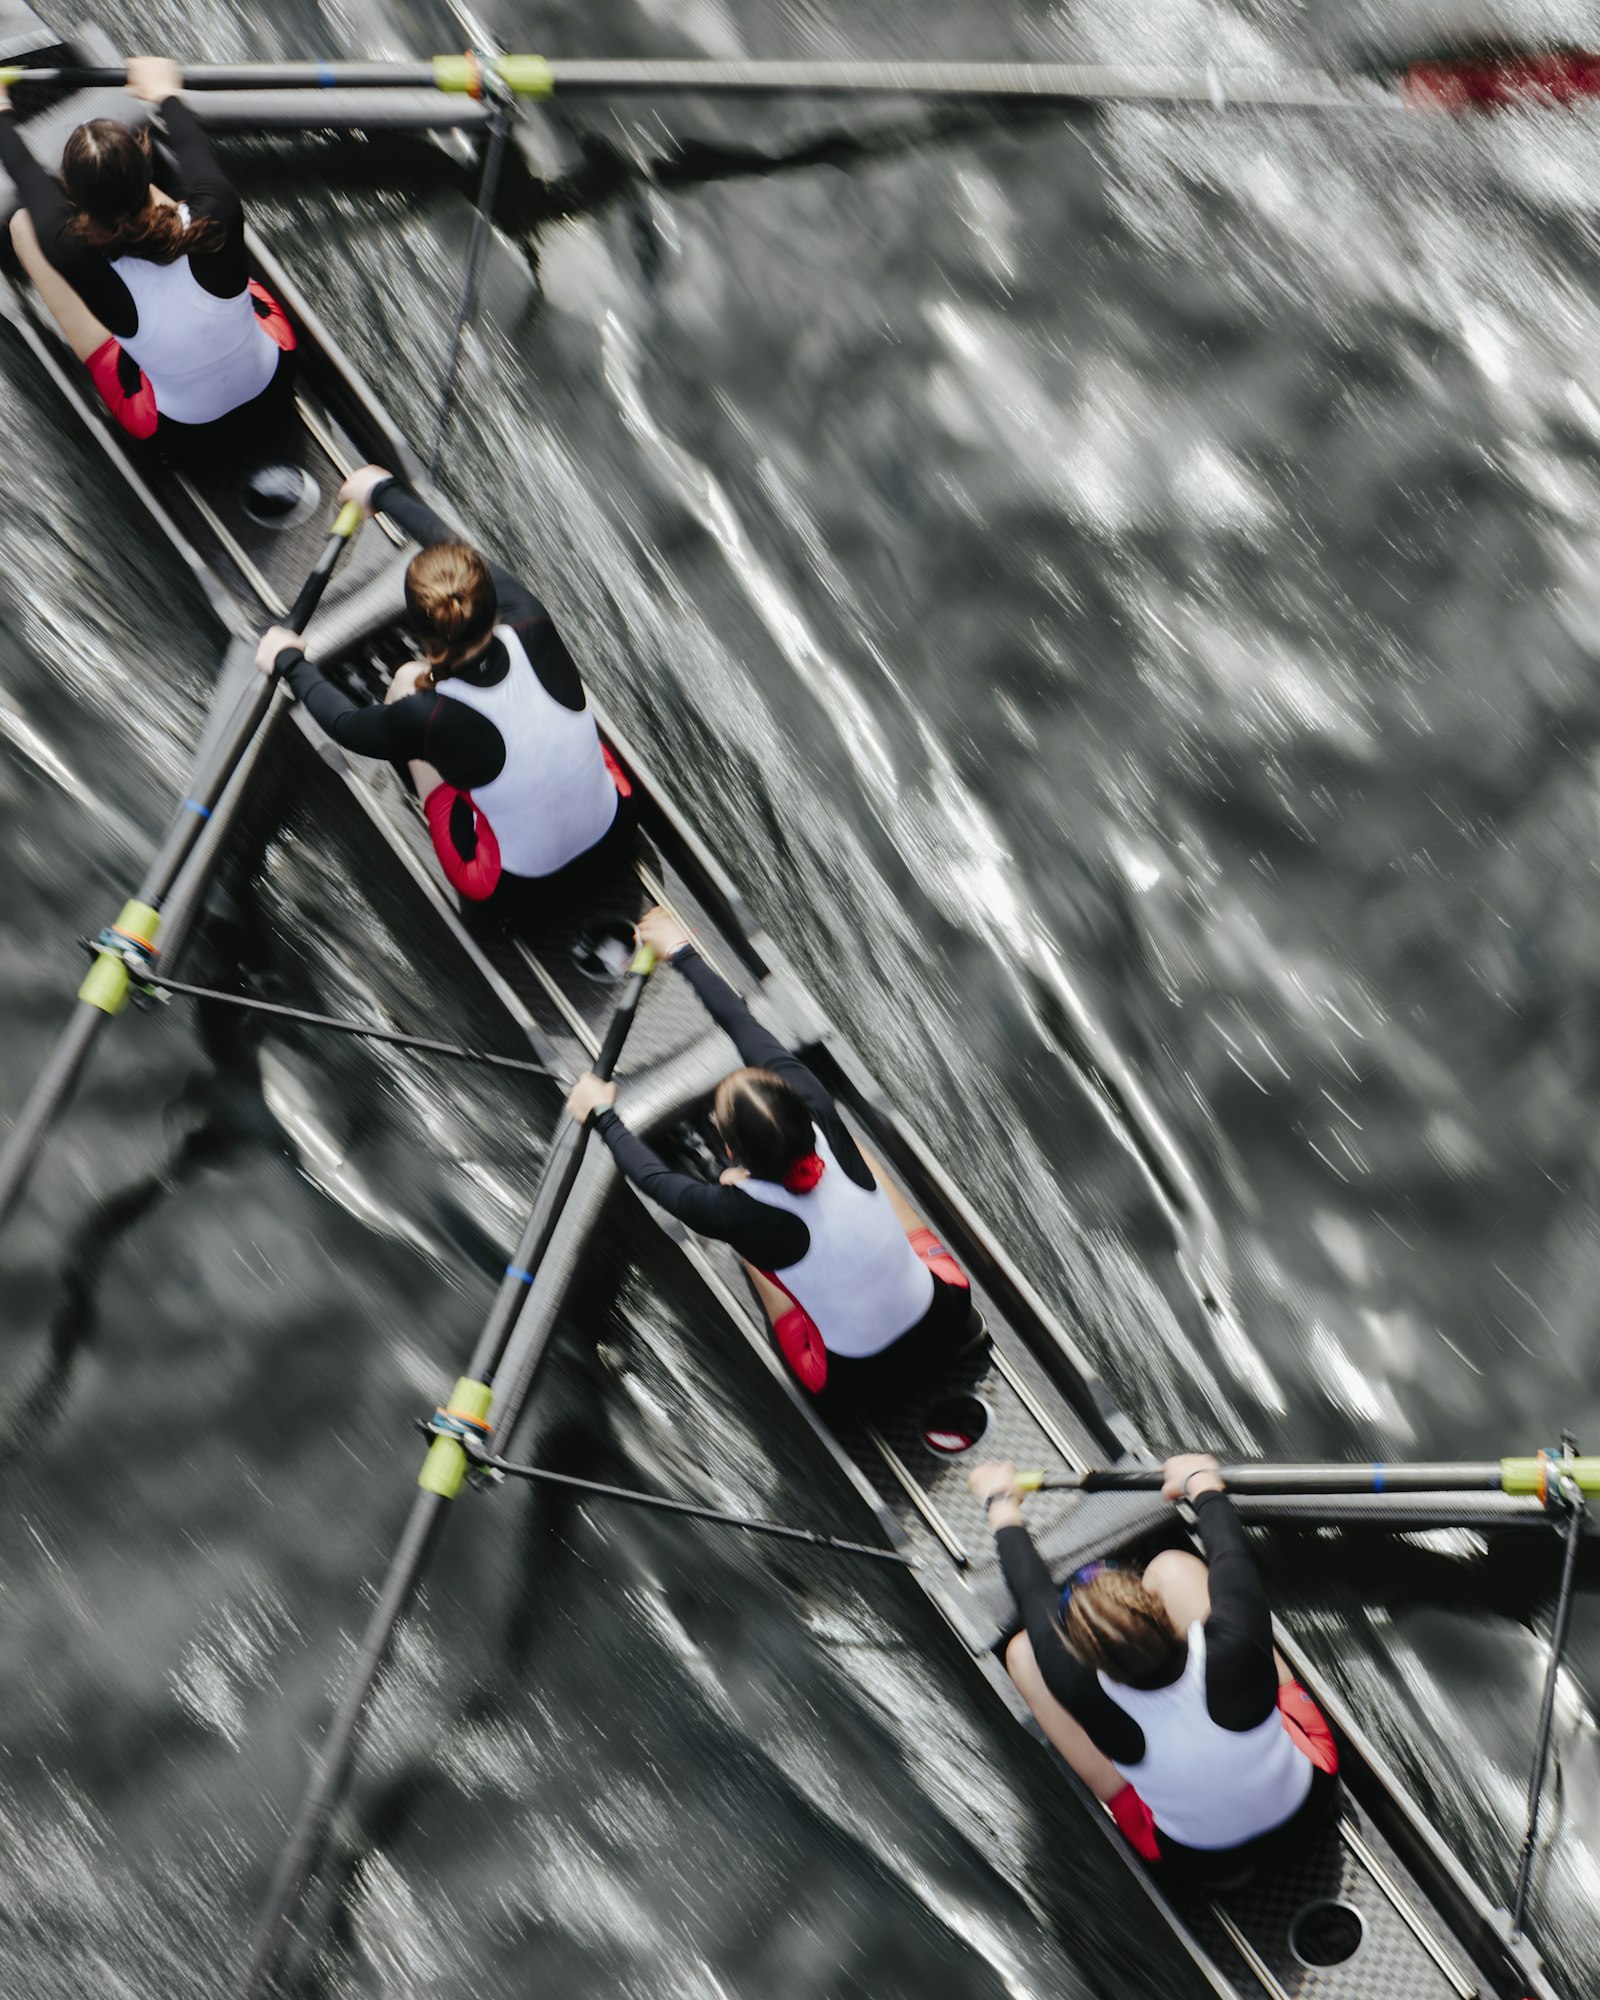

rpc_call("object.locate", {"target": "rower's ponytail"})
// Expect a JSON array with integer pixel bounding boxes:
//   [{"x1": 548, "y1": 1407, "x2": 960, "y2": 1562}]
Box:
[
  {"x1": 404, "y1": 542, "x2": 498, "y2": 677},
  {"x1": 714, "y1": 1068, "x2": 822, "y2": 1189},
  {"x1": 63, "y1": 121, "x2": 223, "y2": 263},
  {"x1": 1062, "y1": 1571, "x2": 1183, "y2": 1687}
]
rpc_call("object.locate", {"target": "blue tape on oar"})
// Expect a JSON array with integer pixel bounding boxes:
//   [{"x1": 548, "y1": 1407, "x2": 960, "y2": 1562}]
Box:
[
  {"x1": 182, "y1": 799, "x2": 212, "y2": 820},
  {"x1": 317, "y1": 61, "x2": 336, "y2": 88},
  {"x1": 1373, "y1": 1464, "x2": 1385, "y2": 1493},
  {"x1": 506, "y1": 1265, "x2": 534, "y2": 1285}
]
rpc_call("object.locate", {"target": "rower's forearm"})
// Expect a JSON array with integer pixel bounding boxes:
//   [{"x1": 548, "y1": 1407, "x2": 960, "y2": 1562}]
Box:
[
  {"x1": 156, "y1": 95, "x2": 237, "y2": 207},
  {"x1": 0, "y1": 109, "x2": 70, "y2": 236},
  {"x1": 592, "y1": 1108, "x2": 700, "y2": 1212},
  {"x1": 371, "y1": 477, "x2": 459, "y2": 551},
  {"x1": 995, "y1": 1524, "x2": 1105, "y2": 1716},
  {"x1": 278, "y1": 650, "x2": 413, "y2": 758},
  {"x1": 1188, "y1": 1490, "x2": 1278, "y2": 1698},
  {"x1": 674, "y1": 949, "x2": 801, "y2": 1072},
  {"x1": 593, "y1": 1107, "x2": 799, "y2": 1263}
]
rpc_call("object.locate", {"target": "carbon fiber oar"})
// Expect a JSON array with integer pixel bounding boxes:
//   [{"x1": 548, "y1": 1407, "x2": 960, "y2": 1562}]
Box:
[
  {"x1": 6, "y1": 50, "x2": 1600, "y2": 111},
  {"x1": 233, "y1": 946, "x2": 654, "y2": 2000},
  {"x1": 0, "y1": 502, "x2": 362, "y2": 1236},
  {"x1": 1019, "y1": 1451, "x2": 1600, "y2": 1502}
]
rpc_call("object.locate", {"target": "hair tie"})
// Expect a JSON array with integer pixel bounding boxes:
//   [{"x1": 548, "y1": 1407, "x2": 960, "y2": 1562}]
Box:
[{"x1": 782, "y1": 1152, "x2": 825, "y2": 1194}]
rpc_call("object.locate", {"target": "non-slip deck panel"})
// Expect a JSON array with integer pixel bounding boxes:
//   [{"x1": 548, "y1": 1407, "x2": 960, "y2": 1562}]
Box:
[{"x1": 1182, "y1": 1812, "x2": 1483, "y2": 2000}]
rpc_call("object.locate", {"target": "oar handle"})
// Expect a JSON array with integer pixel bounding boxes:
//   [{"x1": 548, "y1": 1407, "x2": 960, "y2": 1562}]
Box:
[
  {"x1": 1017, "y1": 1454, "x2": 1600, "y2": 1499},
  {"x1": 0, "y1": 56, "x2": 554, "y2": 95},
  {"x1": 591, "y1": 943, "x2": 657, "y2": 1078},
  {"x1": 283, "y1": 500, "x2": 364, "y2": 631}
]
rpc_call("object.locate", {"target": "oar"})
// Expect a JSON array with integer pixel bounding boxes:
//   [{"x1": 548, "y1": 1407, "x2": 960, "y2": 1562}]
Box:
[
  {"x1": 1018, "y1": 1452, "x2": 1600, "y2": 1502},
  {"x1": 6, "y1": 50, "x2": 1600, "y2": 112},
  {"x1": 0, "y1": 502, "x2": 363, "y2": 1235},
  {"x1": 233, "y1": 945, "x2": 654, "y2": 2000},
  {"x1": 450, "y1": 1434, "x2": 913, "y2": 1564}
]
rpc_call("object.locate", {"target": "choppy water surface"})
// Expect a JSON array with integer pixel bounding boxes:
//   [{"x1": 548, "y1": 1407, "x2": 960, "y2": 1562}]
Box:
[{"x1": 2, "y1": 0, "x2": 1599, "y2": 1994}]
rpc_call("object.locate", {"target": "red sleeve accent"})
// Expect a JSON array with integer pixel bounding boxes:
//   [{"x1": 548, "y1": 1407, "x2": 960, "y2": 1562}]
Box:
[
  {"x1": 247, "y1": 278, "x2": 297, "y2": 352},
  {"x1": 423, "y1": 784, "x2": 502, "y2": 901},
  {"x1": 1277, "y1": 1684, "x2": 1340, "y2": 1775},
  {"x1": 1108, "y1": 1785, "x2": 1162, "y2": 1862},
  {"x1": 601, "y1": 742, "x2": 633, "y2": 798},
  {"x1": 772, "y1": 1303, "x2": 828, "y2": 1392},
  {"x1": 907, "y1": 1225, "x2": 971, "y2": 1290},
  {"x1": 85, "y1": 338, "x2": 158, "y2": 440}
]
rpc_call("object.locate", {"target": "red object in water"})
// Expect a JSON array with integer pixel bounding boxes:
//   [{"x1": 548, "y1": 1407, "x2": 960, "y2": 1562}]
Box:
[{"x1": 1405, "y1": 50, "x2": 1600, "y2": 111}]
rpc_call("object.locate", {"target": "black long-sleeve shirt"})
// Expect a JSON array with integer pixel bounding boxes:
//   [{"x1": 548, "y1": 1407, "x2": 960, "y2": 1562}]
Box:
[
  {"x1": 593, "y1": 949, "x2": 875, "y2": 1269},
  {"x1": 996, "y1": 1492, "x2": 1279, "y2": 1765},
  {"x1": 275, "y1": 478, "x2": 586, "y2": 791},
  {"x1": 0, "y1": 96, "x2": 248, "y2": 333}
]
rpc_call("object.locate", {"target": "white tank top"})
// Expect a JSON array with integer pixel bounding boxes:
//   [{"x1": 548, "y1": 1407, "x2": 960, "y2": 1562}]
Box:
[
  {"x1": 1101, "y1": 1622, "x2": 1312, "y2": 1850},
  {"x1": 740, "y1": 1133, "x2": 935, "y2": 1357},
  {"x1": 112, "y1": 207, "x2": 277, "y2": 425},
  {"x1": 437, "y1": 624, "x2": 618, "y2": 879}
]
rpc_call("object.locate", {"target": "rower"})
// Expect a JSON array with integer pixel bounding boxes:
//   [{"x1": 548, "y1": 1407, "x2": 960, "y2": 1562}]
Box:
[
  {"x1": 0, "y1": 57, "x2": 294, "y2": 455},
  {"x1": 566, "y1": 906, "x2": 986, "y2": 1411},
  {"x1": 971, "y1": 1451, "x2": 1339, "y2": 1880},
  {"x1": 256, "y1": 465, "x2": 640, "y2": 928}
]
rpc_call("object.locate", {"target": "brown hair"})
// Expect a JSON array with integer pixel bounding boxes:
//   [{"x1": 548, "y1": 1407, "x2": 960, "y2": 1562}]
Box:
[
  {"x1": 1063, "y1": 1570, "x2": 1185, "y2": 1686},
  {"x1": 712, "y1": 1066, "x2": 817, "y2": 1183},
  {"x1": 62, "y1": 121, "x2": 222, "y2": 263},
  {"x1": 404, "y1": 542, "x2": 498, "y2": 681}
]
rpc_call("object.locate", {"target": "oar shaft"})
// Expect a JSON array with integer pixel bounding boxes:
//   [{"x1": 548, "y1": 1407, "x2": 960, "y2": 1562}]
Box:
[
  {"x1": 239, "y1": 950, "x2": 656, "y2": 1993},
  {"x1": 233, "y1": 1488, "x2": 446, "y2": 2000},
  {"x1": 538, "y1": 58, "x2": 1379, "y2": 108},
  {"x1": 476, "y1": 1449, "x2": 911, "y2": 1562},
  {"x1": 0, "y1": 1007, "x2": 104, "y2": 1229},
  {"x1": 0, "y1": 507, "x2": 360, "y2": 1234},
  {"x1": 1511, "y1": 1487, "x2": 1587, "y2": 1933},
  {"x1": 460, "y1": 950, "x2": 652, "y2": 1388},
  {"x1": 8, "y1": 51, "x2": 1599, "y2": 110},
  {"x1": 1023, "y1": 1456, "x2": 1600, "y2": 1498},
  {"x1": 0, "y1": 61, "x2": 443, "y2": 91},
  {"x1": 0, "y1": 56, "x2": 1403, "y2": 110}
]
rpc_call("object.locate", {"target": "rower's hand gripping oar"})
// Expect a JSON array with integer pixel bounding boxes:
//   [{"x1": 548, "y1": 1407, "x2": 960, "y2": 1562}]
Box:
[
  {"x1": 8, "y1": 50, "x2": 1600, "y2": 112},
  {"x1": 1015, "y1": 1452, "x2": 1600, "y2": 1502},
  {"x1": 0, "y1": 501, "x2": 363, "y2": 1237},
  {"x1": 233, "y1": 944, "x2": 654, "y2": 2000}
]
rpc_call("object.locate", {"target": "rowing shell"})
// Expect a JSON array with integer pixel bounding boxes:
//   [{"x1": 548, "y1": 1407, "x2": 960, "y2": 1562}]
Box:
[{"x1": 0, "y1": 19, "x2": 1563, "y2": 1999}]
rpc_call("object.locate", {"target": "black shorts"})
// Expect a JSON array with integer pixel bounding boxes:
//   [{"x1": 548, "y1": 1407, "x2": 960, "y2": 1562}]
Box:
[
  {"x1": 815, "y1": 1273, "x2": 983, "y2": 1415},
  {"x1": 482, "y1": 790, "x2": 644, "y2": 933}
]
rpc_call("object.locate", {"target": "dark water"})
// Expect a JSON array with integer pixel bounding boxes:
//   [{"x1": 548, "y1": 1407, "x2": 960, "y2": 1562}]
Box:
[{"x1": 2, "y1": 0, "x2": 1599, "y2": 1993}]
